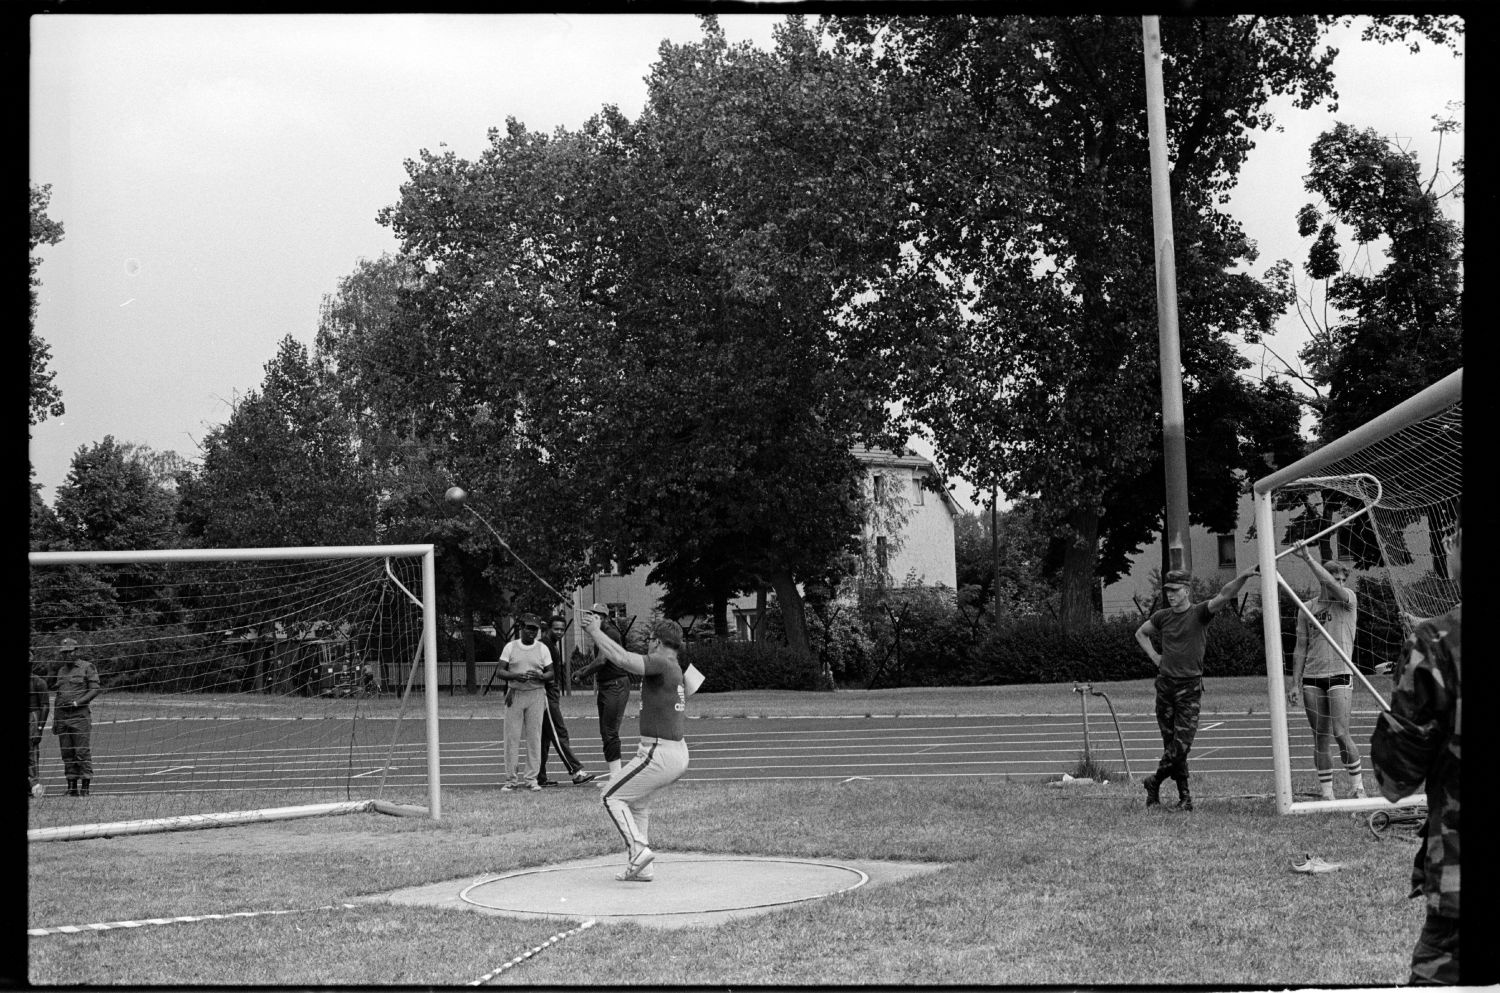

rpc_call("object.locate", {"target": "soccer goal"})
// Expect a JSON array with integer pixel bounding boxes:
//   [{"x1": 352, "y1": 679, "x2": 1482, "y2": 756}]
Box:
[
  {"x1": 27, "y1": 544, "x2": 441, "y2": 841},
  {"x1": 1252, "y1": 369, "x2": 1460, "y2": 815}
]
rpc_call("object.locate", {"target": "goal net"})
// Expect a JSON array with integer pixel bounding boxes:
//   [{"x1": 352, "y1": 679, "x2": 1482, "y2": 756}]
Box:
[
  {"x1": 27, "y1": 544, "x2": 441, "y2": 841},
  {"x1": 1252, "y1": 370, "x2": 1460, "y2": 815}
]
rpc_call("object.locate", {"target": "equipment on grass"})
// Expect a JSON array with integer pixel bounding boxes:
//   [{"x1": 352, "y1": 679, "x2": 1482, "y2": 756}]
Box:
[
  {"x1": 1365, "y1": 804, "x2": 1427, "y2": 841},
  {"x1": 27, "y1": 544, "x2": 442, "y2": 841},
  {"x1": 444, "y1": 485, "x2": 468, "y2": 504},
  {"x1": 1253, "y1": 369, "x2": 1459, "y2": 816}
]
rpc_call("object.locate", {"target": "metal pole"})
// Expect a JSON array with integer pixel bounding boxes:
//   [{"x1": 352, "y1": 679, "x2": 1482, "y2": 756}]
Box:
[{"x1": 1142, "y1": 16, "x2": 1192, "y2": 576}]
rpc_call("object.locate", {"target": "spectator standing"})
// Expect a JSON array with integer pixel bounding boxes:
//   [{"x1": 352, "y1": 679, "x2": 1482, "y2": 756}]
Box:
[
  {"x1": 536, "y1": 615, "x2": 596, "y2": 787},
  {"x1": 1134, "y1": 566, "x2": 1259, "y2": 811},
  {"x1": 495, "y1": 614, "x2": 552, "y2": 793},
  {"x1": 573, "y1": 604, "x2": 632, "y2": 786},
  {"x1": 29, "y1": 656, "x2": 51, "y2": 798},
  {"x1": 1287, "y1": 547, "x2": 1366, "y2": 799},
  {"x1": 580, "y1": 612, "x2": 693, "y2": 882},
  {"x1": 51, "y1": 638, "x2": 100, "y2": 797},
  {"x1": 1372, "y1": 523, "x2": 1461, "y2": 985}
]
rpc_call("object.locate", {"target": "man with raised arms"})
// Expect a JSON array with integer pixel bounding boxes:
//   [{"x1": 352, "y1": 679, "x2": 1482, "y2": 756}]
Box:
[{"x1": 579, "y1": 612, "x2": 691, "y2": 882}]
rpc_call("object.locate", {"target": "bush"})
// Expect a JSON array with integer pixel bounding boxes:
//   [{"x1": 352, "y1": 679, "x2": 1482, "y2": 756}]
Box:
[{"x1": 682, "y1": 640, "x2": 820, "y2": 692}]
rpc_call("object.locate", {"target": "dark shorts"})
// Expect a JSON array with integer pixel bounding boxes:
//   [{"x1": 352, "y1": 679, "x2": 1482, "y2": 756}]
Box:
[{"x1": 1302, "y1": 674, "x2": 1351, "y2": 689}]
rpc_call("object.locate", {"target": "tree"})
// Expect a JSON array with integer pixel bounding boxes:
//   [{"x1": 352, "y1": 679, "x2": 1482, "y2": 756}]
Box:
[
  {"x1": 177, "y1": 336, "x2": 378, "y2": 548},
  {"x1": 954, "y1": 502, "x2": 1058, "y2": 618},
  {"x1": 1268, "y1": 119, "x2": 1463, "y2": 443},
  {"x1": 51, "y1": 437, "x2": 184, "y2": 552},
  {"x1": 376, "y1": 16, "x2": 965, "y2": 680},
  {"x1": 826, "y1": 15, "x2": 1458, "y2": 625},
  {"x1": 30, "y1": 183, "x2": 66, "y2": 433}
]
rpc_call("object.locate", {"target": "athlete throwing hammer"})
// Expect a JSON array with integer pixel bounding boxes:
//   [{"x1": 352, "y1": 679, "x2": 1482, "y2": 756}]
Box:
[{"x1": 580, "y1": 611, "x2": 692, "y2": 883}]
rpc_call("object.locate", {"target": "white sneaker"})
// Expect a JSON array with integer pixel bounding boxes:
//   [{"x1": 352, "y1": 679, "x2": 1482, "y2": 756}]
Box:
[
  {"x1": 616, "y1": 866, "x2": 654, "y2": 882},
  {"x1": 529, "y1": 783, "x2": 543, "y2": 792}
]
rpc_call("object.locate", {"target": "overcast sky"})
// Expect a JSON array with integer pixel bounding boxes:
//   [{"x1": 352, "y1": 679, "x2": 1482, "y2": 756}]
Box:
[{"x1": 28, "y1": 14, "x2": 1464, "y2": 512}]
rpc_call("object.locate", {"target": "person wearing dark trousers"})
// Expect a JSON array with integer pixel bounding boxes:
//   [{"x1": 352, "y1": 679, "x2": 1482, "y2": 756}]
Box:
[
  {"x1": 50, "y1": 638, "x2": 101, "y2": 797},
  {"x1": 1134, "y1": 565, "x2": 1258, "y2": 811},
  {"x1": 537, "y1": 615, "x2": 596, "y2": 787},
  {"x1": 1372, "y1": 524, "x2": 1461, "y2": 986},
  {"x1": 573, "y1": 604, "x2": 632, "y2": 787},
  {"x1": 29, "y1": 656, "x2": 51, "y2": 798}
]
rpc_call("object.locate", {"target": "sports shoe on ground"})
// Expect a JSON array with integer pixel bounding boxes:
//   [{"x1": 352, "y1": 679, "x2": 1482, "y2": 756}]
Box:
[
  {"x1": 31, "y1": 783, "x2": 44, "y2": 798},
  {"x1": 500, "y1": 784, "x2": 516, "y2": 792},
  {"x1": 572, "y1": 771, "x2": 598, "y2": 785},
  {"x1": 1143, "y1": 777, "x2": 1161, "y2": 808},
  {"x1": 616, "y1": 865, "x2": 654, "y2": 882},
  {"x1": 1291, "y1": 854, "x2": 1344, "y2": 874},
  {"x1": 529, "y1": 783, "x2": 543, "y2": 792}
]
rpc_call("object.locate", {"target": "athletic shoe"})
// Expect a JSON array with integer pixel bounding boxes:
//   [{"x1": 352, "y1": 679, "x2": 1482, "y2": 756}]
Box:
[
  {"x1": 616, "y1": 866, "x2": 654, "y2": 882},
  {"x1": 500, "y1": 784, "x2": 516, "y2": 792},
  {"x1": 628, "y1": 845, "x2": 654, "y2": 872},
  {"x1": 572, "y1": 771, "x2": 598, "y2": 785},
  {"x1": 30, "y1": 783, "x2": 44, "y2": 798},
  {"x1": 1291, "y1": 854, "x2": 1343, "y2": 874},
  {"x1": 529, "y1": 783, "x2": 543, "y2": 792},
  {"x1": 536, "y1": 779, "x2": 562, "y2": 788}
]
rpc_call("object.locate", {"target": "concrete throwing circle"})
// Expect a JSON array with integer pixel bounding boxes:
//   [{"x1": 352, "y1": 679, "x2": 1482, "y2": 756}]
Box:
[{"x1": 460, "y1": 855, "x2": 869, "y2": 919}]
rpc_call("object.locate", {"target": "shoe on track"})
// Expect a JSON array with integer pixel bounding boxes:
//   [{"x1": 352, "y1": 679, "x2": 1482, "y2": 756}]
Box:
[{"x1": 572, "y1": 771, "x2": 598, "y2": 785}]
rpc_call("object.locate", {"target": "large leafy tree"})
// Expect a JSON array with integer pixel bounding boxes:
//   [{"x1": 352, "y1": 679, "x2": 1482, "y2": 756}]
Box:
[
  {"x1": 1274, "y1": 120, "x2": 1463, "y2": 443},
  {"x1": 30, "y1": 183, "x2": 66, "y2": 434},
  {"x1": 178, "y1": 336, "x2": 378, "y2": 548},
  {"x1": 376, "y1": 16, "x2": 967, "y2": 674},
  {"x1": 827, "y1": 14, "x2": 1453, "y2": 624}
]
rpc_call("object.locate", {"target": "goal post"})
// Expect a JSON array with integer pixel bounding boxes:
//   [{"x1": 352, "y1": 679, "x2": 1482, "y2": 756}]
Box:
[
  {"x1": 1252, "y1": 370, "x2": 1460, "y2": 815},
  {"x1": 28, "y1": 544, "x2": 441, "y2": 841}
]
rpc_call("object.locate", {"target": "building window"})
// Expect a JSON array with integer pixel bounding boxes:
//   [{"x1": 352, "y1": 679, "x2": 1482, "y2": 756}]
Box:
[
  {"x1": 1217, "y1": 535, "x2": 1236, "y2": 569},
  {"x1": 911, "y1": 475, "x2": 925, "y2": 506},
  {"x1": 873, "y1": 474, "x2": 886, "y2": 503},
  {"x1": 607, "y1": 603, "x2": 628, "y2": 623},
  {"x1": 876, "y1": 536, "x2": 889, "y2": 571},
  {"x1": 607, "y1": 560, "x2": 623, "y2": 576}
]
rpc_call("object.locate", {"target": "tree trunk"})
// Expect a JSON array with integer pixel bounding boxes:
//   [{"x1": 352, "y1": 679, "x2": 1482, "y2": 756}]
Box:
[
  {"x1": 1059, "y1": 506, "x2": 1102, "y2": 627},
  {"x1": 712, "y1": 589, "x2": 729, "y2": 640},
  {"x1": 461, "y1": 580, "x2": 477, "y2": 695},
  {"x1": 769, "y1": 568, "x2": 827, "y2": 689}
]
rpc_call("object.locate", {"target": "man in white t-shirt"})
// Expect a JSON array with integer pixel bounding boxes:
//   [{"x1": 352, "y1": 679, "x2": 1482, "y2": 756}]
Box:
[{"x1": 496, "y1": 613, "x2": 552, "y2": 792}]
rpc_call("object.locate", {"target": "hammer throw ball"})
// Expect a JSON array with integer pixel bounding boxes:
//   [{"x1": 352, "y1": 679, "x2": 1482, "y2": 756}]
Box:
[{"x1": 445, "y1": 486, "x2": 468, "y2": 504}]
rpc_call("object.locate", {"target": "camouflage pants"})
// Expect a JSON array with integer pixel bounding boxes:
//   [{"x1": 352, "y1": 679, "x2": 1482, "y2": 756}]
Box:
[
  {"x1": 53, "y1": 707, "x2": 93, "y2": 779},
  {"x1": 1409, "y1": 911, "x2": 1459, "y2": 985},
  {"x1": 1150, "y1": 675, "x2": 1203, "y2": 785}
]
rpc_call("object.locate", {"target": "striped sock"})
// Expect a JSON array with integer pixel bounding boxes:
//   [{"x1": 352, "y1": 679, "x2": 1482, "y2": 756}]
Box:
[
  {"x1": 1344, "y1": 759, "x2": 1366, "y2": 796},
  {"x1": 1317, "y1": 770, "x2": 1335, "y2": 799}
]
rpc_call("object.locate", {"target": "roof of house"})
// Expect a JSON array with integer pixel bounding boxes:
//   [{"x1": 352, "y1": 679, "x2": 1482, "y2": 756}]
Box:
[{"x1": 851, "y1": 446, "x2": 962, "y2": 518}]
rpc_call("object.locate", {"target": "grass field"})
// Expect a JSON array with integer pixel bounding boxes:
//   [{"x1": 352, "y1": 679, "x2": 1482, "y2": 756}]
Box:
[{"x1": 27, "y1": 677, "x2": 1423, "y2": 986}]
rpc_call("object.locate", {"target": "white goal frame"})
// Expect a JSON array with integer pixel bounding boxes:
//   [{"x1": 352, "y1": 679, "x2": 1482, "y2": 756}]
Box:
[
  {"x1": 1252, "y1": 370, "x2": 1459, "y2": 815},
  {"x1": 27, "y1": 544, "x2": 442, "y2": 840}
]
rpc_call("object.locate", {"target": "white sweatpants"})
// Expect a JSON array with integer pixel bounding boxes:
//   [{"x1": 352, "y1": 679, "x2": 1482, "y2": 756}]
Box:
[
  {"x1": 503, "y1": 688, "x2": 547, "y2": 786},
  {"x1": 602, "y1": 736, "x2": 689, "y2": 854}
]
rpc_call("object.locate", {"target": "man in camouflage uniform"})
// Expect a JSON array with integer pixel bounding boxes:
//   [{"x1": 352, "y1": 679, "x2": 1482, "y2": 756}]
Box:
[
  {"x1": 1372, "y1": 524, "x2": 1460, "y2": 985},
  {"x1": 1134, "y1": 565, "x2": 1259, "y2": 811},
  {"x1": 51, "y1": 638, "x2": 101, "y2": 797}
]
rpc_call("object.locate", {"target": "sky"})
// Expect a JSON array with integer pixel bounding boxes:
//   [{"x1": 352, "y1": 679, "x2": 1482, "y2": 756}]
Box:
[{"x1": 28, "y1": 14, "x2": 1464, "y2": 513}]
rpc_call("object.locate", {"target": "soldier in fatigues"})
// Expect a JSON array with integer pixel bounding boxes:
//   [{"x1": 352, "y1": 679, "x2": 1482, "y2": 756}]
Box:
[
  {"x1": 1134, "y1": 565, "x2": 1258, "y2": 811},
  {"x1": 50, "y1": 638, "x2": 101, "y2": 797},
  {"x1": 1372, "y1": 524, "x2": 1461, "y2": 985}
]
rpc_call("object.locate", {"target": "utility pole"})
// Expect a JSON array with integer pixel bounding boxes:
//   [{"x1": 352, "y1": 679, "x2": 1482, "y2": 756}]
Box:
[
  {"x1": 991, "y1": 486, "x2": 1001, "y2": 618},
  {"x1": 1142, "y1": 15, "x2": 1192, "y2": 576}
]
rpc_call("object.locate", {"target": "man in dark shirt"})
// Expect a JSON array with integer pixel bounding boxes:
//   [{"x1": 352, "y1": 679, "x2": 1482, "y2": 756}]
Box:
[
  {"x1": 1134, "y1": 565, "x2": 1258, "y2": 811},
  {"x1": 29, "y1": 654, "x2": 51, "y2": 798},
  {"x1": 50, "y1": 638, "x2": 101, "y2": 797},
  {"x1": 573, "y1": 604, "x2": 633, "y2": 786},
  {"x1": 581, "y1": 611, "x2": 695, "y2": 882},
  {"x1": 1372, "y1": 524, "x2": 1461, "y2": 985},
  {"x1": 536, "y1": 615, "x2": 596, "y2": 787}
]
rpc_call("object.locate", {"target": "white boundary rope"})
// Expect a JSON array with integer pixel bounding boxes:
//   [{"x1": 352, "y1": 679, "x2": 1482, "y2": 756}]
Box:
[
  {"x1": 28, "y1": 902, "x2": 358, "y2": 937},
  {"x1": 466, "y1": 918, "x2": 597, "y2": 985}
]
